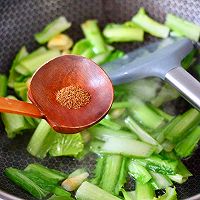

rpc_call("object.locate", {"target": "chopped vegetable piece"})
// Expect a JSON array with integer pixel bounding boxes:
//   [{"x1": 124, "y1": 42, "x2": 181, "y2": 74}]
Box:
[
  {"x1": 49, "y1": 132, "x2": 84, "y2": 157},
  {"x1": 161, "y1": 140, "x2": 175, "y2": 152},
  {"x1": 1, "y1": 95, "x2": 33, "y2": 138},
  {"x1": 181, "y1": 49, "x2": 197, "y2": 70},
  {"x1": 13, "y1": 82, "x2": 28, "y2": 101},
  {"x1": 89, "y1": 126, "x2": 137, "y2": 141},
  {"x1": 24, "y1": 171, "x2": 58, "y2": 192},
  {"x1": 0, "y1": 74, "x2": 7, "y2": 97},
  {"x1": 104, "y1": 50, "x2": 125, "y2": 63},
  {"x1": 48, "y1": 34, "x2": 73, "y2": 50},
  {"x1": 121, "y1": 189, "x2": 136, "y2": 200},
  {"x1": 128, "y1": 160, "x2": 152, "y2": 184},
  {"x1": 150, "y1": 171, "x2": 172, "y2": 189},
  {"x1": 91, "y1": 51, "x2": 111, "y2": 65},
  {"x1": 127, "y1": 98, "x2": 165, "y2": 129},
  {"x1": 148, "y1": 105, "x2": 174, "y2": 121},
  {"x1": 99, "y1": 155, "x2": 123, "y2": 195},
  {"x1": 165, "y1": 109, "x2": 200, "y2": 142},
  {"x1": 35, "y1": 16, "x2": 71, "y2": 44},
  {"x1": 16, "y1": 49, "x2": 60, "y2": 76},
  {"x1": 103, "y1": 23, "x2": 144, "y2": 42},
  {"x1": 135, "y1": 181, "x2": 155, "y2": 200},
  {"x1": 27, "y1": 120, "x2": 84, "y2": 158},
  {"x1": 92, "y1": 156, "x2": 105, "y2": 185},
  {"x1": 115, "y1": 157, "x2": 128, "y2": 195},
  {"x1": 25, "y1": 163, "x2": 67, "y2": 182},
  {"x1": 27, "y1": 120, "x2": 55, "y2": 158},
  {"x1": 132, "y1": 8, "x2": 169, "y2": 38},
  {"x1": 71, "y1": 39, "x2": 95, "y2": 58},
  {"x1": 76, "y1": 181, "x2": 121, "y2": 200},
  {"x1": 175, "y1": 126, "x2": 200, "y2": 158},
  {"x1": 165, "y1": 14, "x2": 200, "y2": 41},
  {"x1": 8, "y1": 46, "x2": 28, "y2": 87},
  {"x1": 125, "y1": 116, "x2": 162, "y2": 153},
  {"x1": 93, "y1": 137, "x2": 155, "y2": 157},
  {"x1": 5, "y1": 168, "x2": 48, "y2": 199},
  {"x1": 135, "y1": 155, "x2": 178, "y2": 175},
  {"x1": 81, "y1": 20, "x2": 107, "y2": 54},
  {"x1": 98, "y1": 116, "x2": 122, "y2": 130},
  {"x1": 53, "y1": 186, "x2": 72, "y2": 197},
  {"x1": 111, "y1": 101, "x2": 133, "y2": 109}
]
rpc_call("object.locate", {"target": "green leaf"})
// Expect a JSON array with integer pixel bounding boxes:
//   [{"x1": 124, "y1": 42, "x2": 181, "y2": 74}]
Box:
[{"x1": 49, "y1": 132, "x2": 84, "y2": 157}]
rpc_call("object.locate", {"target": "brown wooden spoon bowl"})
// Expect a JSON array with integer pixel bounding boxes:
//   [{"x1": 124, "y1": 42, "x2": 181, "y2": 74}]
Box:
[
  {"x1": 0, "y1": 55, "x2": 114, "y2": 133},
  {"x1": 28, "y1": 55, "x2": 114, "y2": 133}
]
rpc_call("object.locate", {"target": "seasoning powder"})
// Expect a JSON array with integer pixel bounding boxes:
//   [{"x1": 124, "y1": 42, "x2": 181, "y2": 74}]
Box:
[{"x1": 56, "y1": 86, "x2": 91, "y2": 109}]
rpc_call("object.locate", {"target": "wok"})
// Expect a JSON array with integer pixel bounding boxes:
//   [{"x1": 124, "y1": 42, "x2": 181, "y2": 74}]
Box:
[{"x1": 0, "y1": 0, "x2": 200, "y2": 199}]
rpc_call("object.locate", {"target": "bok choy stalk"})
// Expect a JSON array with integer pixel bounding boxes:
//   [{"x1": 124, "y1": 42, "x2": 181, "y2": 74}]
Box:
[
  {"x1": 8, "y1": 46, "x2": 28, "y2": 87},
  {"x1": 71, "y1": 39, "x2": 95, "y2": 58},
  {"x1": 125, "y1": 116, "x2": 163, "y2": 153},
  {"x1": 1, "y1": 95, "x2": 34, "y2": 138},
  {"x1": 15, "y1": 49, "x2": 60, "y2": 76},
  {"x1": 0, "y1": 74, "x2": 7, "y2": 97},
  {"x1": 164, "y1": 108, "x2": 200, "y2": 142},
  {"x1": 150, "y1": 171, "x2": 172, "y2": 189},
  {"x1": 121, "y1": 189, "x2": 136, "y2": 200},
  {"x1": 76, "y1": 181, "x2": 121, "y2": 200},
  {"x1": 5, "y1": 168, "x2": 48, "y2": 199},
  {"x1": 132, "y1": 8, "x2": 169, "y2": 38},
  {"x1": 92, "y1": 154, "x2": 128, "y2": 196},
  {"x1": 103, "y1": 23, "x2": 144, "y2": 42},
  {"x1": 135, "y1": 155, "x2": 178, "y2": 175},
  {"x1": 165, "y1": 13, "x2": 200, "y2": 42},
  {"x1": 89, "y1": 126, "x2": 138, "y2": 141},
  {"x1": 5, "y1": 164, "x2": 68, "y2": 199},
  {"x1": 90, "y1": 137, "x2": 155, "y2": 157},
  {"x1": 128, "y1": 160, "x2": 152, "y2": 184},
  {"x1": 135, "y1": 181, "x2": 155, "y2": 200},
  {"x1": 24, "y1": 163, "x2": 67, "y2": 182},
  {"x1": 175, "y1": 126, "x2": 200, "y2": 158},
  {"x1": 27, "y1": 119, "x2": 84, "y2": 158},
  {"x1": 81, "y1": 20, "x2": 107, "y2": 54},
  {"x1": 34, "y1": 16, "x2": 71, "y2": 44},
  {"x1": 53, "y1": 186, "x2": 73, "y2": 198},
  {"x1": 127, "y1": 97, "x2": 165, "y2": 129}
]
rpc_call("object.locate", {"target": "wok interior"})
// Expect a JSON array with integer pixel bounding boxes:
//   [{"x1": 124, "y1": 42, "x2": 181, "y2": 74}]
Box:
[{"x1": 0, "y1": 0, "x2": 200, "y2": 199}]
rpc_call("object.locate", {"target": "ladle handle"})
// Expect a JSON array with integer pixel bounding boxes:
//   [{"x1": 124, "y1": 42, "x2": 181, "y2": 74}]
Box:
[
  {"x1": 165, "y1": 67, "x2": 200, "y2": 111},
  {"x1": 0, "y1": 97, "x2": 43, "y2": 118}
]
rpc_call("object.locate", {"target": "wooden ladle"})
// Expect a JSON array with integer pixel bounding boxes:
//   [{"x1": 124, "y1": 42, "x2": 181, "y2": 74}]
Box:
[{"x1": 0, "y1": 55, "x2": 114, "y2": 133}]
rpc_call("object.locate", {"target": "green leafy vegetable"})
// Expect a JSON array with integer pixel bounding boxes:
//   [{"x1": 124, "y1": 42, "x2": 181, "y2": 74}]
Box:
[
  {"x1": 76, "y1": 181, "x2": 121, "y2": 200},
  {"x1": 8, "y1": 46, "x2": 28, "y2": 88},
  {"x1": 5, "y1": 168, "x2": 48, "y2": 199},
  {"x1": 35, "y1": 16, "x2": 71, "y2": 44},
  {"x1": 165, "y1": 13, "x2": 200, "y2": 41},
  {"x1": 132, "y1": 8, "x2": 169, "y2": 38},
  {"x1": 0, "y1": 74, "x2": 7, "y2": 97},
  {"x1": 103, "y1": 23, "x2": 144, "y2": 42},
  {"x1": 81, "y1": 20, "x2": 107, "y2": 54}
]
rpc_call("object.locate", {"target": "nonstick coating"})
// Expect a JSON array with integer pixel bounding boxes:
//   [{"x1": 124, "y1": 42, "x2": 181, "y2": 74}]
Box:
[{"x1": 0, "y1": 0, "x2": 200, "y2": 199}]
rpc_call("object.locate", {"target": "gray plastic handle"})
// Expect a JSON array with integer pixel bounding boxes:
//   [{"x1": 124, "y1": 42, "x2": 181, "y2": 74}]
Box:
[
  {"x1": 103, "y1": 38, "x2": 193, "y2": 85},
  {"x1": 165, "y1": 67, "x2": 200, "y2": 111}
]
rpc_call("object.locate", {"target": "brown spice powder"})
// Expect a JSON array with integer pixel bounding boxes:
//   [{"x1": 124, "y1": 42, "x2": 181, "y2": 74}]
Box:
[{"x1": 56, "y1": 86, "x2": 91, "y2": 109}]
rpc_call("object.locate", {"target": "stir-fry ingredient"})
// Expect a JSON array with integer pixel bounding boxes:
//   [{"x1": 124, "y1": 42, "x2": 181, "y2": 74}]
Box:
[{"x1": 1, "y1": 7, "x2": 200, "y2": 200}]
